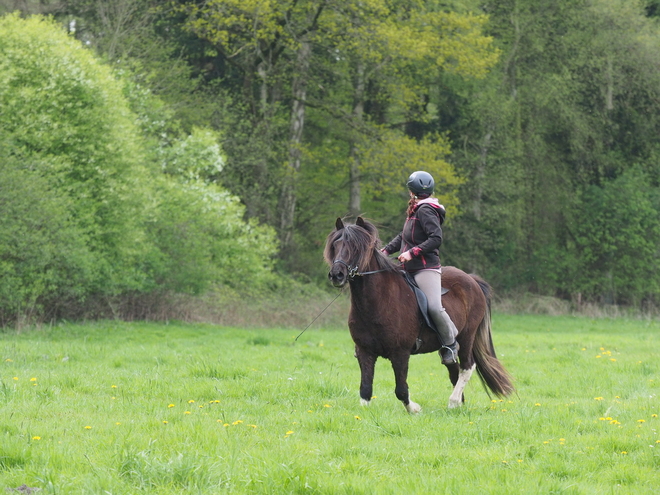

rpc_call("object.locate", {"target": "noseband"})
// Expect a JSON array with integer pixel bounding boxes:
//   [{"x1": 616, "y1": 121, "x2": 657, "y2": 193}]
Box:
[
  {"x1": 332, "y1": 259, "x2": 359, "y2": 279},
  {"x1": 332, "y1": 258, "x2": 388, "y2": 280}
]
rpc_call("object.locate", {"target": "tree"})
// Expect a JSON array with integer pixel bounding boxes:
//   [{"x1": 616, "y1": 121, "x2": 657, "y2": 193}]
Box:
[{"x1": 443, "y1": 0, "x2": 660, "y2": 305}]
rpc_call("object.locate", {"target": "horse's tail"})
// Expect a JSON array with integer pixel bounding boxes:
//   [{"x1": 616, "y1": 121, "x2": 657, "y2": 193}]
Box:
[{"x1": 471, "y1": 275, "x2": 515, "y2": 398}]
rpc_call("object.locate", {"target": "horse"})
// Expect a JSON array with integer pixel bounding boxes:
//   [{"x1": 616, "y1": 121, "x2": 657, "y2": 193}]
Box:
[{"x1": 324, "y1": 217, "x2": 514, "y2": 412}]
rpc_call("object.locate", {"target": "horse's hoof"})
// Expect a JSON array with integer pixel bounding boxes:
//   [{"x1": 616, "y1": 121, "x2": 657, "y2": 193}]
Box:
[
  {"x1": 448, "y1": 399, "x2": 462, "y2": 409},
  {"x1": 360, "y1": 398, "x2": 371, "y2": 406},
  {"x1": 405, "y1": 401, "x2": 421, "y2": 414}
]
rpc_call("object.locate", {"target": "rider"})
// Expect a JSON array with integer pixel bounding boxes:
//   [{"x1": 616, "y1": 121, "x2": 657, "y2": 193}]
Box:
[{"x1": 381, "y1": 171, "x2": 460, "y2": 365}]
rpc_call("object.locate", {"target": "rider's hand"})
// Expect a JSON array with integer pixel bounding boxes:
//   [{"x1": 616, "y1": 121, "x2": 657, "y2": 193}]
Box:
[{"x1": 398, "y1": 250, "x2": 413, "y2": 262}]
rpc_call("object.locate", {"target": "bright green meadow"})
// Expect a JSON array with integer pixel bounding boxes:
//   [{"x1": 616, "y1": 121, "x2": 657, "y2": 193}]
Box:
[{"x1": 1, "y1": 315, "x2": 659, "y2": 494}]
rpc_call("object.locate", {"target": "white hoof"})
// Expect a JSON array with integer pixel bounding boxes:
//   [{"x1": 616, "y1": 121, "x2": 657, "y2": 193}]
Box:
[
  {"x1": 405, "y1": 400, "x2": 422, "y2": 414},
  {"x1": 360, "y1": 398, "x2": 371, "y2": 406},
  {"x1": 448, "y1": 398, "x2": 462, "y2": 409}
]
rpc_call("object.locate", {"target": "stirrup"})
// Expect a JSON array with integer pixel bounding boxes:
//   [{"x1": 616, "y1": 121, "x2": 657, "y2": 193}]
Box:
[{"x1": 440, "y1": 341, "x2": 459, "y2": 365}]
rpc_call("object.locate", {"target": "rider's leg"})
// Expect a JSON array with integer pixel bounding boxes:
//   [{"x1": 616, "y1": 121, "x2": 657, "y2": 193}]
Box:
[{"x1": 413, "y1": 268, "x2": 459, "y2": 364}]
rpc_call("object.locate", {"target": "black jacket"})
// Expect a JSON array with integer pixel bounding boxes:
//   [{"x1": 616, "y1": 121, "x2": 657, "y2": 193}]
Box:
[{"x1": 383, "y1": 200, "x2": 446, "y2": 273}]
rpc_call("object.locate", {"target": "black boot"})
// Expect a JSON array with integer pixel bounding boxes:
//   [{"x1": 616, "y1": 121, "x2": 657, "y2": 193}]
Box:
[{"x1": 440, "y1": 341, "x2": 459, "y2": 365}]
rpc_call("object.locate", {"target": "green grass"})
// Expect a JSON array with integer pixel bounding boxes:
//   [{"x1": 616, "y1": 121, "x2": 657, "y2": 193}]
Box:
[{"x1": 1, "y1": 315, "x2": 659, "y2": 494}]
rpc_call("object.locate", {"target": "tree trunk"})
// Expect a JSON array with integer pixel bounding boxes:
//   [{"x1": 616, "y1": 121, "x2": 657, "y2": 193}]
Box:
[
  {"x1": 280, "y1": 40, "x2": 311, "y2": 252},
  {"x1": 348, "y1": 61, "x2": 366, "y2": 219},
  {"x1": 473, "y1": 131, "x2": 492, "y2": 222}
]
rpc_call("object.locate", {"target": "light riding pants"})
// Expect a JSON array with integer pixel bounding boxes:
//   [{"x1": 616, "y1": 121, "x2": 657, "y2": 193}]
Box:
[{"x1": 413, "y1": 268, "x2": 458, "y2": 345}]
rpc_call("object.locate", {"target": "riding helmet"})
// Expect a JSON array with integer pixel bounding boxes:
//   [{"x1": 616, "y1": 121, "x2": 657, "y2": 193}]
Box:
[{"x1": 406, "y1": 171, "x2": 434, "y2": 197}]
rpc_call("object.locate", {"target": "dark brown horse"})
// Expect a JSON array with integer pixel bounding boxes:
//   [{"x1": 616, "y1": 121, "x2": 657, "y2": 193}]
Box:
[{"x1": 324, "y1": 217, "x2": 514, "y2": 412}]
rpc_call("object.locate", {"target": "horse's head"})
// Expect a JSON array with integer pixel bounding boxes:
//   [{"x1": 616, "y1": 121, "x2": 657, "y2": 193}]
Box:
[{"x1": 324, "y1": 217, "x2": 379, "y2": 287}]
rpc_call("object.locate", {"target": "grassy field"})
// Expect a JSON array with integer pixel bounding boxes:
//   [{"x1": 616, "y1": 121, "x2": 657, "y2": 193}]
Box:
[{"x1": 1, "y1": 314, "x2": 659, "y2": 494}]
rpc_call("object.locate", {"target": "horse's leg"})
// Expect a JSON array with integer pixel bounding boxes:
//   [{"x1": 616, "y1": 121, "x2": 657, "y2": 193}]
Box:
[
  {"x1": 355, "y1": 345, "x2": 377, "y2": 406},
  {"x1": 448, "y1": 364, "x2": 476, "y2": 409},
  {"x1": 390, "y1": 351, "x2": 421, "y2": 414},
  {"x1": 446, "y1": 362, "x2": 460, "y2": 388}
]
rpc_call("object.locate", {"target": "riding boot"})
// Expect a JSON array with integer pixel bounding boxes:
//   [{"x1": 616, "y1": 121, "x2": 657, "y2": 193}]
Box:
[{"x1": 436, "y1": 309, "x2": 460, "y2": 365}]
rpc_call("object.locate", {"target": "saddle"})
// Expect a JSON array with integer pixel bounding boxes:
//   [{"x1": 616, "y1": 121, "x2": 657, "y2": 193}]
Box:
[{"x1": 401, "y1": 271, "x2": 449, "y2": 352}]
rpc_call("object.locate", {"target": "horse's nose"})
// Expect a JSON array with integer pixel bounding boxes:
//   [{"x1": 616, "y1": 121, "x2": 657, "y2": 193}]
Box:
[{"x1": 328, "y1": 269, "x2": 346, "y2": 287}]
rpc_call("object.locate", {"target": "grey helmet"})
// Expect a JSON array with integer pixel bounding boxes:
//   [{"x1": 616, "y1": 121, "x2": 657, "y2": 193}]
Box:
[{"x1": 406, "y1": 171, "x2": 434, "y2": 197}]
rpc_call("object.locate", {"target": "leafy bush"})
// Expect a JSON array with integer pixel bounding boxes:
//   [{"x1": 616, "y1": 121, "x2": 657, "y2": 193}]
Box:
[
  {"x1": 0, "y1": 148, "x2": 95, "y2": 324},
  {"x1": 569, "y1": 168, "x2": 660, "y2": 305},
  {"x1": 0, "y1": 14, "x2": 278, "y2": 323}
]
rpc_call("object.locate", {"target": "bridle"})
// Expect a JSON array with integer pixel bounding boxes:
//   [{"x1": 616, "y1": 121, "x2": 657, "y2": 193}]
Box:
[{"x1": 331, "y1": 258, "x2": 389, "y2": 280}]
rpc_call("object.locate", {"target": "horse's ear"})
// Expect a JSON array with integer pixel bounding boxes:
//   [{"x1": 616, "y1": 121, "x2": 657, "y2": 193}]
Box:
[
  {"x1": 356, "y1": 217, "x2": 366, "y2": 228},
  {"x1": 335, "y1": 218, "x2": 345, "y2": 230}
]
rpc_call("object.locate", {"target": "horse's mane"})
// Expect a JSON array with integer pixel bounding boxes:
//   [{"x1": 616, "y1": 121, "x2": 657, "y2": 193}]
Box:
[{"x1": 324, "y1": 218, "x2": 400, "y2": 275}]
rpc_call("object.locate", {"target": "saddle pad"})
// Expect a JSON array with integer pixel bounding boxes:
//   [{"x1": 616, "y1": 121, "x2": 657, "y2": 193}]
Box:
[{"x1": 401, "y1": 271, "x2": 449, "y2": 335}]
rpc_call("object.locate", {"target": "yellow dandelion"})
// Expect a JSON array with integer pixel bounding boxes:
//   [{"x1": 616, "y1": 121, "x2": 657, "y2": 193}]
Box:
[
  {"x1": 188, "y1": 400, "x2": 195, "y2": 404},
  {"x1": 517, "y1": 459, "x2": 523, "y2": 463},
  {"x1": 652, "y1": 414, "x2": 658, "y2": 418},
  {"x1": 223, "y1": 423, "x2": 229, "y2": 427},
  {"x1": 199, "y1": 405, "x2": 204, "y2": 408},
  {"x1": 656, "y1": 440, "x2": 660, "y2": 444},
  {"x1": 501, "y1": 409, "x2": 507, "y2": 412},
  {"x1": 232, "y1": 420, "x2": 243, "y2": 425},
  {"x1": 610, "y1": 359, "x2": 616, "y2": 362},
  {"x1": 249, "y1": 424, "x2": 257, "y2": 429},
  {"x1": 84, "y1": 426, "x2": 92, "y2": 430},
  {"x1": 581, "y1": 348, "x2": 586, "y2": 351},
  {"x1": 599, "y1": 417, "x2": 606, "y2": 421},
  {"x1": 286, "y1": 430, "x2": 294, "y2": 435},
  {"x1": 543, "y1": 441, "x2": 550, "y2": 444},
  {"x1": 621, "y1": 451, "x2": 627, "y2": 455},
  {"x1": 184, "y1": 411, "x2": 191, "y2": 415},
  {"x1": 638, "y1": 419, "x2": 646, "y2": 423},
  {"x1": 32, "y1": 436, "x2": 41, "y2": 440},
  {"x1": 323, "y1": 404, "x2": 332, "y2": 408},
  {"x1": 600, "y1": 347, "x2": 605, "y2": 351},
  {"x1": 5, "y1": 358, "x2": 13, "y2": 362},
  {"x1": 168, "y1": 404, "x2": 175, "y2": 408},
  {"x1": 116, "y1": 422, "x2": 121, "y2": 425},
  {"x1": 111, "y1": 385, "x2": 117, "y2": 389},
  {"x1": 30, "y1": 377, "x2": 37, "y2": 382},
  {"x1": 163, "y1": 421, "x2": 168, "y2": 424},
  {"x1": 594, "y1": 397, "x2": 603, "y2": 401},
  {"x1": 354, "y1": 416, "x2": 361, "y2": 420},
  {"x1": 534, "y1": 403, "x2": 541, "y2": 407},
  {"x1": 12, "y1": 377, "x2": 18, "y2": 381},
  {"x1": 560, "y1": 438, "x2": 566, "y2": 442}
]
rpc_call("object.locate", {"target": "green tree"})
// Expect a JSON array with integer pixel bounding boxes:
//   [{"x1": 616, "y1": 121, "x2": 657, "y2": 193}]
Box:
[{"x1": 442, "y1": 0, "x2": 660, "y2": 306}]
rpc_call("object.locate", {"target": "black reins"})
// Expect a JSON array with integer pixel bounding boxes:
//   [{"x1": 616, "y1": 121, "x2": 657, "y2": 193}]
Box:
[{"x1": 295, "y1": 257, "x2": 388, "y2": 342}]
